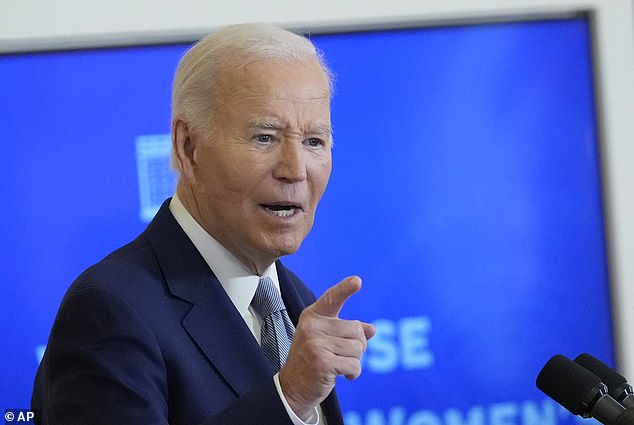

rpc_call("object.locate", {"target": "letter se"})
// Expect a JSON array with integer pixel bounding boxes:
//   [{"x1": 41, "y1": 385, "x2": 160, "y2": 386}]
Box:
[{"x1": 362, "y1": 316, "x2": 433, "y2": 374}]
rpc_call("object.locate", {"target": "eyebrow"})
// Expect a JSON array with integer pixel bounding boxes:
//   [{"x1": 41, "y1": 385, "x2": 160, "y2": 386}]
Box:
[
  {"x1": 248, "y1": 119, "x2": 284, "y2": 131},
  {"x1": 248, "y1": 119, "x2": 332, "y2": 137}
]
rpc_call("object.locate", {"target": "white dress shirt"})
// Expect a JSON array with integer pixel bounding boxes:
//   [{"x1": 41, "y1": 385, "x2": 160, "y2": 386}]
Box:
[{"x1": 169, "y1": 195, "x2": 324, "y2": 425}]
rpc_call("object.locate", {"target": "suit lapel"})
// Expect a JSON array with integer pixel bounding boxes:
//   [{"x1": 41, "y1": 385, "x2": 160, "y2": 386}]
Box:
[
  {"x1": 179, "y1": 276, "x2": 277, "y2": 395},
  {"x1": 144, "y1": 200, "x2": 276, "y2": 396}
]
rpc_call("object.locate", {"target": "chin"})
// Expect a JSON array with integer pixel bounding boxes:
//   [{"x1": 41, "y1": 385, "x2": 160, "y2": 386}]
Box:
[
  {"x1": 266, "y1": 235, "x2": 305, "y2": 259},
  {"x1": 272, "y1": 243, "x2": 301, "y2": 258}
]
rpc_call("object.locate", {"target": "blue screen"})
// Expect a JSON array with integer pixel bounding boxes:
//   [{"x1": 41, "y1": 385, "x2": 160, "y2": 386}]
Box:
[{"x1": 0, "y1": 18, "x2": 612, "y2": 424}]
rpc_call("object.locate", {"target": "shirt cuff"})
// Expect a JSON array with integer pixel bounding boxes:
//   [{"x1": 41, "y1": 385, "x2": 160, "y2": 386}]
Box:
[{"x1": 273, "y1": 373, "x2": 320, "y2": 425}]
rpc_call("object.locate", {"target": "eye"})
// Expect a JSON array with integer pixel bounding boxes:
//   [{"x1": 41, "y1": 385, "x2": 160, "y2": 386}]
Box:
[
  {"x1": 255, "y1": 134, "x2": 274, "y2": 144},
  {"x1": 305, "y1": 137, "x2": 326, "y2": 148}
]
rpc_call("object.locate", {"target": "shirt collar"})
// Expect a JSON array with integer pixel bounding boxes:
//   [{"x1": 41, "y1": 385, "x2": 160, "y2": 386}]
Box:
[{"x1": 168, "y1": 195, "x2": 280, "y2": 320}]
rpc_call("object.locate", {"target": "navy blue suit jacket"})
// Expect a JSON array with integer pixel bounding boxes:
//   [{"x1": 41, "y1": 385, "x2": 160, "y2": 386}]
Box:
[{"x1": 32, "y1": 200, "x2": 343, "y2": 425}]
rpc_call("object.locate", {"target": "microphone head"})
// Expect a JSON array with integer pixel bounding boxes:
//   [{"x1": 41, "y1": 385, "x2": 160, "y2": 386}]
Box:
[
  {"x1": 536, "y1": 354, "x2": 605, "y2": 416},
  {"x1": 575, "y1": 353, "x2": 627, "y2": 392}
]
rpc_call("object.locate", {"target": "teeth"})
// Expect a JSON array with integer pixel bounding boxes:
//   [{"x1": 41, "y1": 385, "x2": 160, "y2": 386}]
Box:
[
  {"x1": 262, "y1": 204, "x2": 299, "y2": 217},
  {"x1": 269, "y1": 208, "x2": 295, "y2": 217}
]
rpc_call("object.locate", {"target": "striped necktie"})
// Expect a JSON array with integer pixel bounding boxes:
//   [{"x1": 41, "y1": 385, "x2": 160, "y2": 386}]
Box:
[{"x1": 250, "y1": 276, "x2": 295, "y2": 370}]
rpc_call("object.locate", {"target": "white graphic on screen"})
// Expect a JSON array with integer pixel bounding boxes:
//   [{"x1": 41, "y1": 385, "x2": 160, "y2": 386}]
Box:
[{"x1": 135, "y1": 134, "x2": 177, "y2": 222}]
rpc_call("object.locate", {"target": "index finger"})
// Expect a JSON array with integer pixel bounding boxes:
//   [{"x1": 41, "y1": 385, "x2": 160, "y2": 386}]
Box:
[{"x1": 311, "y1": 276, "x2": 362, "y2": 317}]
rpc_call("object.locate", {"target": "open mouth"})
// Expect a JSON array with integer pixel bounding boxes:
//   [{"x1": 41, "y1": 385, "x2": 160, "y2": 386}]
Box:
[{"x1": 261, "y1": 203, "x2": 302, "y2": 218}]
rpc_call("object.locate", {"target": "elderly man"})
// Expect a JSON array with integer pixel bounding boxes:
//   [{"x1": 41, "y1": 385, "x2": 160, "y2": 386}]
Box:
[{"x1": 32, "y1": 23, "x2": 375, "y2": 425}]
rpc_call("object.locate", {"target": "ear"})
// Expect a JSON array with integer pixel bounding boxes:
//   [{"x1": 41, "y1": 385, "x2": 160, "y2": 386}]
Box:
[{"x1": 172, "y1": 118, "x2": 197, "y2": 183}]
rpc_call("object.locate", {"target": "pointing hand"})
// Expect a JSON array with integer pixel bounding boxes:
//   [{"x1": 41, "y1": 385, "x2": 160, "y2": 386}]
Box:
[{"x1": 279, "y1": 276, "x2": 376, "y2": 420}]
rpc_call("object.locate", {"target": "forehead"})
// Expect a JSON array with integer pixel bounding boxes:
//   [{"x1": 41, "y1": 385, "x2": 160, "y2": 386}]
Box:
[
  {"x1": 211, "y1": 58, "x2": 332, "y2": 136},
  {"x1": 217, "y1": 58, "x2": 331, "y2": 105}
]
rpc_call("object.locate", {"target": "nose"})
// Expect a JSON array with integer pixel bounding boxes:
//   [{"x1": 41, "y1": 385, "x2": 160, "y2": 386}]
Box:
[{"x1": 273, "y1": 140, "x2": 307, "y2": 182}]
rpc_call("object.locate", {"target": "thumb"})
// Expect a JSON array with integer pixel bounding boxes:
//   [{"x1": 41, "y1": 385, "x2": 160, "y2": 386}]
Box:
[{"x1": 311, "y1": 276, "x2": 362, "y2": 317}]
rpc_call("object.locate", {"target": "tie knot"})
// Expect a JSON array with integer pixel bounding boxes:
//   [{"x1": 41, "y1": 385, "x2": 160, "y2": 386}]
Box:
[{"x1": 251, "y1": 277, "x2": 285, "y2": 318}]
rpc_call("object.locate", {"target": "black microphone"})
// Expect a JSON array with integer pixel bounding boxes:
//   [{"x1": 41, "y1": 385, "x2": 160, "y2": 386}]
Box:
[
  {"x1": 575, "y1": 353, "x2": 634, "y2": 409},
  {"x1": 536, "y1": 354, "x2": 628, "y2": 425}
]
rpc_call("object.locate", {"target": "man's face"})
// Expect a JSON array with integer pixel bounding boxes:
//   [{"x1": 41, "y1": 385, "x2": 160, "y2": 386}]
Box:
[{"x1": 184, "y1": 57, "x2": 332, "y2": 272}]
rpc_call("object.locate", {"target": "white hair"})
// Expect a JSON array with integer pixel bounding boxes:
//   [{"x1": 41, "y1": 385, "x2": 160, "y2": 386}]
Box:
[{"x1": 170, "y1": 23, "x2": 333, "y2": 171}]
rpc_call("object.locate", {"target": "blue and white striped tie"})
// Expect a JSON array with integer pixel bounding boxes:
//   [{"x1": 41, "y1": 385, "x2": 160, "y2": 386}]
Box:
[{"x1": 251, "y1": 276, "x2": 295, "y2": 370}]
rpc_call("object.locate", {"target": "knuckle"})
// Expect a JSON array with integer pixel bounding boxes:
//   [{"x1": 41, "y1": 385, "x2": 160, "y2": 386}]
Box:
[
  {"x1": 352, "y1": 338, "x2": 364, "y2": 353},
  {"x1": 341, "y1": 338, "x2": 360, "y2": 353},
  {"x1": 343, "y1": 360, "x2": 362, "y2": 380},
  {"x1": 296, "y1": 312, "x2": 319, "y2": 334},
  {"x1": 352, "y1": 364, "x2": 362, "y2": 379},
  {"x1": 324, "y1": 289, "x2": 335, "y2": 306}
]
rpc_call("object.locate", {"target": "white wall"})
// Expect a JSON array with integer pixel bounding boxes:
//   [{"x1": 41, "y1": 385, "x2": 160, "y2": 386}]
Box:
[{"x1": 2, "y1": 0, "x2": 633, "y2": 376}]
